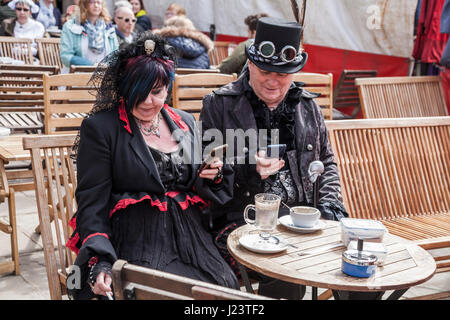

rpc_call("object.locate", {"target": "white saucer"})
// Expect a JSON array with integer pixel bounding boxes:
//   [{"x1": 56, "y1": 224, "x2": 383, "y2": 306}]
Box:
[
  {"x1": 278, "y1": 215, "x2": 325, "y2": 233},
  {"x1": 239, "y1": 234, "x2": 288, "y2": 254}
]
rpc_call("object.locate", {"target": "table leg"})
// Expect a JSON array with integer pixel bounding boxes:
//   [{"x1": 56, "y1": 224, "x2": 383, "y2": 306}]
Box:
[
  {"x1": 238, "y1": 263, "x2": 255, "y2": 294},
  {"x1": 332, "y1": 290, "x2": 385, "y2": 300},
  {"x1": 312, "y1": 286, "x2": 318, "y2": 300},
  {"x1": 386, "y1": 288, "x2": 409, "y2": 300}
]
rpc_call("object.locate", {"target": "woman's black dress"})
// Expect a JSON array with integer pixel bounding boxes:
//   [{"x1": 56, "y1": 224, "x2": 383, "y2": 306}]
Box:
[{"x1": 110, "y1": 147, "x2": 239, "y2": 287}]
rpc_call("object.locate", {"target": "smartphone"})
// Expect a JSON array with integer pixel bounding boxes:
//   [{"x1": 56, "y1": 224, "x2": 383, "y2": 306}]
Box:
[
  {"x1": 198, "y1": 144, "x2": 228, "y2": 173},
  {"x1": 265, "y1": 144, "x2": 287, "y2": 159}
]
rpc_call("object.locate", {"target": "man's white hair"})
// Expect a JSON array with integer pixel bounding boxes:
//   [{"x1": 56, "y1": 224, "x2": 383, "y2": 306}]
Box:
[
  {"x1": 114, "y1": 0, "x2": 133, "y2": 12},
  {"x1": 114, "y1": 3, "x2": 134, "y2": 17}
]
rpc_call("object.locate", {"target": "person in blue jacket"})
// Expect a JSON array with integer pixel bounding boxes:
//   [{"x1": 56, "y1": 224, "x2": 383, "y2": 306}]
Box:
[
  {"x1": 60, "y1": 0, "x2": 118, "y2": 72},
  {"x1": 154, "y1": 15, "x2": 213, "y2": 69}
]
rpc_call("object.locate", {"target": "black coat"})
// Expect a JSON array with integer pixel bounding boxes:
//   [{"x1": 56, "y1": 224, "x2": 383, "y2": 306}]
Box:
[
  {"x1": 69, "y1": 105, "x2": 234, "y2": 275},
  {"x1": 200, "y1": 70, "x2": 348, "y2": 229}
]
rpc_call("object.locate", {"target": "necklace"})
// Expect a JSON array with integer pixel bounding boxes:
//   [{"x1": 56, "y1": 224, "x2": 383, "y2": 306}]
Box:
[{"x1": 135, "y1": 113, "x2": 162, "y2": 138}]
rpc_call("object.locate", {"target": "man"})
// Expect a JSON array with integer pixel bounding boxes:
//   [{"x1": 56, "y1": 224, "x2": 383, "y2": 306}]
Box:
[
  {"x1": 114, "y1": 5, "x2": 136, "y2": 49},
  {"x1": 218, "y1": 13, "x2": 268, "y2": 75},
  {"x1": 200, "y1": 17, "x2": 348, "y2": 299}
]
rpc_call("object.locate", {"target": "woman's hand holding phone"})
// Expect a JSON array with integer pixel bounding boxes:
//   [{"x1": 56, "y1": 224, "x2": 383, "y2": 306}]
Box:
[{"x1": 198, "y1": 158, "x2": 223, "y2": 180}]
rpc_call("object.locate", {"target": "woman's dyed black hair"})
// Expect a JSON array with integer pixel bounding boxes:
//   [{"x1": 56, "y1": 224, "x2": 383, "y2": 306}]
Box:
[
  {"x1": 89, "y1": 31, "x2": 176, "y2": 115},
  {"x1": 72, "y1": 32, "x2": 177, "y2": 157}
]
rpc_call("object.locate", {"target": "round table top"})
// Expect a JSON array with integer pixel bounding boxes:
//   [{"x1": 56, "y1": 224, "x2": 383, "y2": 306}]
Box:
[{"x1": 227, "y1": 220, "x2": 436, "y2": 292}]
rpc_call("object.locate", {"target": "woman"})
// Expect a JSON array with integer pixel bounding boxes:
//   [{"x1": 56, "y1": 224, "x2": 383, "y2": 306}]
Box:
[
  {"x1": 60, "y1": 0, "x2": 118, "y2": 72},
  {"x1": 154, "y1": 15, "x2": 213, "y2": 69},
  {"x1": 128, "y1": 0, "x2": 151, "y2": 33},
  {"x1": 67, "y1": 32, "x2": 239, "y2": 299},
  {"x1": 164, "y1": 3, "x2": 186, "y2": 22},
  {"x1": 33, "y1": 0, "x2": 62, "y2": 30},
  {"x1": 0, "y1": 0, "x2": 45, "y2": 57}
]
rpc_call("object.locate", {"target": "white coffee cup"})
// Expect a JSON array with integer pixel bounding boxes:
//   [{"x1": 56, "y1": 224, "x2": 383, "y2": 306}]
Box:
[{"x1": 290, "y1": 206, "x2": 320, "y2": 228}]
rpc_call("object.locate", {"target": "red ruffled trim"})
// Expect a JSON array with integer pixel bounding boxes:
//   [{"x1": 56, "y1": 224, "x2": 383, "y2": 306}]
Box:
[
  {"x1": 82, "y1": 233, "x2": 109, "y2": 246},
  {"x1": 109, "y1": 195, "x2": 168, "y2": 217},
  {"x1": 166, "y1": 191, "x2": 208, "y2": 210},
  {"x1": 109, "y1": 192, "x2": 208, "y2": 217},
  {"x1": 118, "y1": 99, "x2": 132, "y2": 134},
  {"x1": 66, "y1": 233, "x2": 80, "y2": 255},
  {"x1": 164, "y1": 104, "x2": 189, "y2": 132}
]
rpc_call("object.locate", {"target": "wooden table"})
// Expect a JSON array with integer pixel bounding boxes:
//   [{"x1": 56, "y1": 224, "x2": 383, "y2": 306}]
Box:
[
  {"x1": 227, "y1": 220, "x2": 437, "y2": 300},
  {"x1": 0, "y1": 134, "x2": 36, "y2": 275}
]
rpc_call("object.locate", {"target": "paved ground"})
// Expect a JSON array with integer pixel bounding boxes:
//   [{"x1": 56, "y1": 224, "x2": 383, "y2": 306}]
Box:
[{"x1": 0, "y1": 190, "x2": 449, "y2": 300}]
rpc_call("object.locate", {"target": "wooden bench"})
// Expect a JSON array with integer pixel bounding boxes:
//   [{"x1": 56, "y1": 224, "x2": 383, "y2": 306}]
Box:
[
  {"x1": 172, "y1": 73, "x2": 237, "y2": 119},
  {"x1": 43, "y1": 73, "x2": 96, "y2": 134},
  {"x1": 112, "y1": 259, "x2": 272, "y2": 300},
  {"x1": 333, "y1": 70, "x2": 377, "y2": 118},
  {"x1": 326, "y1": 117, "x2": 450, "y2": 276},
  {"x1": 355, "y1": 76, "x2": 448, "y2": 118},
  {"x1": 293, "y1": 72, "x2": 334, "y2": 120}
]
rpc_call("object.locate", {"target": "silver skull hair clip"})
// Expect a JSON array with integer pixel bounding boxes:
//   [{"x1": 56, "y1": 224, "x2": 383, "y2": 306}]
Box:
[{"x1": 144, "y1": 40, "x2": 155, "y2": 55}]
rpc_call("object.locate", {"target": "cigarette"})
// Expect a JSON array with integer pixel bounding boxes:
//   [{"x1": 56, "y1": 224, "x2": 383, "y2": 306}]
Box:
[{"x1": 106, "y1": 292, "x2": 114, "y2": 300}]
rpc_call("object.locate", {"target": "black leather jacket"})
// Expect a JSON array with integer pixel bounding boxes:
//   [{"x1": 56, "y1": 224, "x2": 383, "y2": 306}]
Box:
[{"x1": 200, "y1": 70, "x2": 348, "y2": 230}]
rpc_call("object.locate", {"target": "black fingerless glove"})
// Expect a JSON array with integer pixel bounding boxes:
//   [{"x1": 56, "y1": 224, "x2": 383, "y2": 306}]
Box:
[{"x1": 87, "y1": 256, "x2": 112, "y2": 286}]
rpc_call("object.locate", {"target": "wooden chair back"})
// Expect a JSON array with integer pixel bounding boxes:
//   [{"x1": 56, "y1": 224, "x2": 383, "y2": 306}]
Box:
[
  {"x1": 326, "y1": 117, "x2": 450, "y2": 240},
  {"x1": 22, "y1": 134, "x2": 78, "y2": 300},
  {"x1": 35, "y1": 38, "x2": 62, "y2": 70},
  {"x1": 43, "y1": 73, "x2": 96, "y2": 134},
  {"x1": 293, "y1": 72, "x2": 334, "y2": 120},
  {"x1": 355, "y1": 76, "x2": 448, "y2": 118},
  {"x1": 175, "y1": 67, "x2": 220, "y2": 75},
  {"x1": 69, "y1": 65, "x2": 97, "y2": 73},
  {"x1": 112, "y1": 259, "x2": 271, "y2": 300},
  {"x1": 0, "y1": 36, "x2": 34, "y2": 64},
  {"x1": 0, "y1": 69, "x2": 50, "y2": 133},
  {"x1": 0, "y1": 64, "x2": 59, "y2": 74},
  {"x1": 333, "y1": 70, "x2": 377, "y2": 118},
  {"x1": 209, "y1": 41, "x2": 234, "y2": 66},
  {"x1": 172, "y1": 73, "x2": 237, "y2": 119}
]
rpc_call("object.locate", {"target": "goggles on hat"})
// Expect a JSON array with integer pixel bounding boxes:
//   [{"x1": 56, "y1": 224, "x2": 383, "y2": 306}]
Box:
[{"x1": 257, "y1": 41, "x2": 299, "y2": 64}]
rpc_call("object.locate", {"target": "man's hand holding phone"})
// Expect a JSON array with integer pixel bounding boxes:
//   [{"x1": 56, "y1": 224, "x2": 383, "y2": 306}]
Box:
[{"x1": 255, "y1": 148, "x2": 285, "y2": 180}]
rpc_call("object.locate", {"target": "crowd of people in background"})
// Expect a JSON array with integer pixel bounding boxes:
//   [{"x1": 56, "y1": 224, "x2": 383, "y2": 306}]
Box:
[{"x1": 0, "y1": 0, "x2": 268, "y2": 72}]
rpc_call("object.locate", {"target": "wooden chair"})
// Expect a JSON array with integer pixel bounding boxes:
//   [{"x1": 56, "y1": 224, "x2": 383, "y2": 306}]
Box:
[
  {"x1": 333, "y1": 70, "x2": 377, "y2": 118},
  {"x1": 22, "y1": 134, "x2": 78, "y2": 300},
  {"x1": 355, "y1": 76, "x2": 449, "y2": 118},
  {"x1": 0, "y1": 70, "x2": 50, "y2": 133},
  {"x1": 209, "y1": 41, "x2": 235, "y2": 66},
  {"x1": 0, "y1": 36, "x2": 34, "y2": 64},
  {"x1": 326, "y1": 117, "x2": 450, "y2": 276},
  {"x1": 35, "y1": 38, "x2": 62, "y2": 71},
  {"x1": 43, "y1": 73, "x2": 96, "y2": 134},
  {"x1": 293, "y1": 72, "x2": 334, "y2": 120},
  {"x1": 172, "y1": 73, "x2": 237, "y2": 119},
  {"x1": 112, "y1": 259, "x2": 272, "y2": 300}
]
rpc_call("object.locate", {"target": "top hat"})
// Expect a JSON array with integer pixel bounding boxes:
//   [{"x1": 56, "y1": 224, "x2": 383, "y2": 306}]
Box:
[{"x1": 245, "y1": 17, "x2": 308, "y2": 74}]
